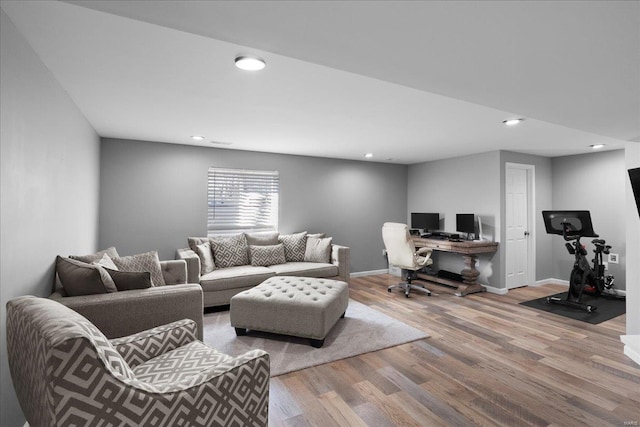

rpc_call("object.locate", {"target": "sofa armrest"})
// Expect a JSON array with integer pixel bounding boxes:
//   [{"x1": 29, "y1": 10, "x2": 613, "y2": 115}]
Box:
[
  {"x1": 176, "y1": 248, "x2": 201, "y2": 284},
  {"x1": 161, "y1": 259, "x2": 187, "y2": 285},
  {"x1": 110, "y1": 318, "x2": 198, "y2": 368},
  {"x1": 331, "y1": 244, "x2": 350, "y2": 284},
  {"x1": 49, "y1": 283, "x2": 204, "y2": 340}
]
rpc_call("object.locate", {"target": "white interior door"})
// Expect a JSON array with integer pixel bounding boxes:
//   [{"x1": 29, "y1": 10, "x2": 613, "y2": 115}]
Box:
[{"x1": 505, "y1": 163, "x2": 534, "y2": 289}]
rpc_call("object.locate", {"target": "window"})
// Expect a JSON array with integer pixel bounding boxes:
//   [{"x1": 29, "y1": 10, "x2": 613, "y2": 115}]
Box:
[{"x1": 207, "y1": 168, "x2": 279, "y2": 236}]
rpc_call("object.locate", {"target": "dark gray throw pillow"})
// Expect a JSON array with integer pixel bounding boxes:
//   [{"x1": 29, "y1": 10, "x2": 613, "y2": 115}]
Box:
[
  {"x1": 104, "y1": 268, "x2": 153, "y2": 291},
  {"x1": 56, "y1": 256, "x2": 117, "y2": 296}
]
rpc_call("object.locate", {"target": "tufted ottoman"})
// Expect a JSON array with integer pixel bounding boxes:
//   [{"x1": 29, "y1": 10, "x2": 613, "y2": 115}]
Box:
[{"x1": 230, "y1": 276, "x2": 349, "y2": 348}]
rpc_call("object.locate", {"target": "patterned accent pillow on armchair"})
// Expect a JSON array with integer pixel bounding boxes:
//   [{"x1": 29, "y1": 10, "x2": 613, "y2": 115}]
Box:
[{"x1": 112, "y1": 251, "x2": 166, "y2": 286}]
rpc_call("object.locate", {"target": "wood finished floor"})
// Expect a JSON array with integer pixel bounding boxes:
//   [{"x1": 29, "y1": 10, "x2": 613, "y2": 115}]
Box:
[{"x1": 268, "y1": 274, "x2": 640, "y2": 426}]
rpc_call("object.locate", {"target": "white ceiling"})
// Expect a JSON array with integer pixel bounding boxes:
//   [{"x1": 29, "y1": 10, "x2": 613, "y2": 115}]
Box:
[{"x1": 2, "y1": 0, "x2": 638, "y2": 164}]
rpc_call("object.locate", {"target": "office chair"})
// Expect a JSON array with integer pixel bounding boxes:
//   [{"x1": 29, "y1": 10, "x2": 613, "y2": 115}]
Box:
[{"x1": 382, "y1": 222, "x2": 433, "y2": 297}]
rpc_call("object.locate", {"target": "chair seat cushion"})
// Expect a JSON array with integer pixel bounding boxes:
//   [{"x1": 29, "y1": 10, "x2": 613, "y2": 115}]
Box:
[{"x1": 132, "y1": 341, "x2": 232, "y2": 385}]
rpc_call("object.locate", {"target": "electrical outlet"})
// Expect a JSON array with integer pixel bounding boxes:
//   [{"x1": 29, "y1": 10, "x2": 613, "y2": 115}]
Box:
[{"x1": 608, "y1": 253, "x2": 619, "y2": 264}]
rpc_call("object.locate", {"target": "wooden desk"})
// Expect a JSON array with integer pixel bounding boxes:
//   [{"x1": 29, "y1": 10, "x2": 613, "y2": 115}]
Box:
[{"x1": 412, "y1": 237, "x2": 499, "y2": 296}]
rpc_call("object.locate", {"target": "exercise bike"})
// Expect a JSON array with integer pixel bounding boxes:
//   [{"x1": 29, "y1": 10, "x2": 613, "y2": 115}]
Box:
[{"x1": 542, "y1": 210, "x2": 622, "y2": 313}]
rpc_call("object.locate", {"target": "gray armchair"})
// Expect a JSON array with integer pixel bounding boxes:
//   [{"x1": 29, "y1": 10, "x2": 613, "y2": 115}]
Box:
[{"x1": 6, "y1": 296, "x2": 270, "y2": 427}]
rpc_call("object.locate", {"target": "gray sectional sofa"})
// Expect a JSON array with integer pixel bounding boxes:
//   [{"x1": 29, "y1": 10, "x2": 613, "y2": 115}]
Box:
[{"x1": 176, "y1": 231, "x2": 350, "y2": 308}]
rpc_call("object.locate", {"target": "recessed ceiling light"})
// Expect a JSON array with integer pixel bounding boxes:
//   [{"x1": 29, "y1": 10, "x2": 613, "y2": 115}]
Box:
[
  {"x1": 234, "y1": 56, "x2": 266, "y2": 71},
  {"x1": 590, "y1": 144, "x2": 605, "y2": 149},
  {"x1": 502, "y1": 118, "x2": 524, "y2": 126},
  {"x1": 190, "y1": 135, "x2": 205, "y2": 141},
  {"x1": 364, "y1": 153, "x2": 373, "y2": 158}
]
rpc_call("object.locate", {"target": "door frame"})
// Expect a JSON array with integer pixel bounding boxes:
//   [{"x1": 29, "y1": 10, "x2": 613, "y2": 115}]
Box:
[{"x1": 505, "y1": 162, "x2": 536, "y2": 288}]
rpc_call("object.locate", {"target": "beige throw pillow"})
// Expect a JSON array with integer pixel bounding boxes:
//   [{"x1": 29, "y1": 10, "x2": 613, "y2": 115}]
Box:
[
  {"x1": 304, "y1": 237, "x2": 332, "y2": 263},
  {"x1": 195, "y1": 241, "x2": 216, "y2": 275},
  {"x1": 210, "y1": 234, "x2": 249, "y2": 268}
]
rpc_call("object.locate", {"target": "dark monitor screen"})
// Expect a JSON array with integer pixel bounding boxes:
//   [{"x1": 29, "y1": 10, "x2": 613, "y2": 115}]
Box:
[
  {"x1": 411, "y1": 212, "x2": 439, "y2": 231},
  {"x1": 456, "y1": 213, "x2": 475, "y2": 234},
  {"x1": 541, "y1": 210, "x2": 598, "y2": 237}
]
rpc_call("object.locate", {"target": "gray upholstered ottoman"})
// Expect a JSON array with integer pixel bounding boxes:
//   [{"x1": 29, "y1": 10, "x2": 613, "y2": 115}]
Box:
[{"x1": 230, "y1": 276, "x2": 349, "y2": 348}]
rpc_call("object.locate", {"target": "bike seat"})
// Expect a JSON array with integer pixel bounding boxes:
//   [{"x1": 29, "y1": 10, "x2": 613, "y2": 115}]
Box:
[{"x1": 592, "y1": 239, "x2": 605, "y2": 245}]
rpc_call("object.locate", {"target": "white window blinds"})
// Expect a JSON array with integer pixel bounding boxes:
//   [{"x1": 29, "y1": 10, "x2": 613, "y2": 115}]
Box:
[{"x1": 207, "y1": 168, "x2": 279, "y2": 236}]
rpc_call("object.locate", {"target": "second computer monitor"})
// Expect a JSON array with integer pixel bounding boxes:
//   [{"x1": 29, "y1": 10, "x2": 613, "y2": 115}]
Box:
[
  {"x1": 411, "y1": 212, "x2": 440, "y2": 232},
  {"x1": 456, "y1": 213, "x2": 475, "y2": 236}
]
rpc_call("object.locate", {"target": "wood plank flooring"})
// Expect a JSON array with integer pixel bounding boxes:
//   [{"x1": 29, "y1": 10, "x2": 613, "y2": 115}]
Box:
[{"x1": 268, "y1": 274, "x2": 640, "y2": 426}]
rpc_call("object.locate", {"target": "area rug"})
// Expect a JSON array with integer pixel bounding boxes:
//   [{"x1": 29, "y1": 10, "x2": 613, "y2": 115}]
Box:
[
  {"x1": 202, "y1": 299, "x2": 429, "y2": 376},
  {"x1": 520, "y1": 292, "x2": 626, "y2": 324}
]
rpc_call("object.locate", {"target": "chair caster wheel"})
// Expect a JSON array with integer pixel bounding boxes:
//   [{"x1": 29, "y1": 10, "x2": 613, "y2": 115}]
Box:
[
  {"x1": 387, "y1": 288, "x2": 392, "y2": 293},
  {"x1": 405, "y1": 293, "x2": 410, "y2": 298}
]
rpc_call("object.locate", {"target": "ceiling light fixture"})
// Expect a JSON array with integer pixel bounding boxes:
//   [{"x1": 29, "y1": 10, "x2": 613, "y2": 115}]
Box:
[
  {"x1": 503, "y1": 118, "x2": 524, "y2": 126},
  {"x1": 364, "y1": 153, "x2": 373, "y2": 158},
  {"x1": 234, "y1": 56, "x2": 266, "y2": 71},
  {"x1": 190, "y1": 135, "x2": 205, "y2": 141},
  {"x1": 590, "y1": 144, "x2": 605, "y2": 150}
]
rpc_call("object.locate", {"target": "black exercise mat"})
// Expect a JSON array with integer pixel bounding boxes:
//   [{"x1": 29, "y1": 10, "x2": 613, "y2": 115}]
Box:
[{"x1": 520, "y1": 292, "x2": 626, "y2": 324}]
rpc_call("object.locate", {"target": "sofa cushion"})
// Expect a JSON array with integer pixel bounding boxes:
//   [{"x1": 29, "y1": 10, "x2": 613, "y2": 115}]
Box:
[
  {"x1": 69, "y1": 247, "x2": 120, "y2": 264},
  {"x1": 210, "y1": 234, "x2": 249, "y2": 268},
  {"x1": 278, "y1": 231, "x2": 307, "y2": 262},
  {"x1": 194, "y1": 241, "x2": 215, "y2": 275},
  {"x1": 112, "y1": 251, "x2": 166, "y2": 286},
  {"x1": 200, "y1": 265, "x2": 275, "y2": 292},
  {"x1": 56, "y1": 256, "x2": 118, "y2": 296},
  {"x1": 132, "y1": 341, "x2": 232, "y2": 384},
  {"x1": 249, "y1": 244, "x2": 286, "y2": 266},
  {"x1": 245, "y1": 231, "x2": 280, "y2": 246},
  {"x1": 304, "y1": 237, "x2": 332, "y2": 263},
  {"x1": 268, "y1": 262, "x2": 339, "y2": 278},
  {"x1": 104, "y1": 268, "x2": 153, "y2": 291}
]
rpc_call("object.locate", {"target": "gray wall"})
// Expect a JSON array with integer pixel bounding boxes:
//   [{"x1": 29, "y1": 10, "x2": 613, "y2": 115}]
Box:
[
  {"x1": 500, "y1": 151, "x2": 554, "y2": 282},
  {"x1": 407, "y1": 151, "x2": 502, "y2": 288},
  {"x1": 551, "y1": 150, "x2": 627, "y2": 289},
  {"x1": 0, "y1": 10, "x2": 101, "y2": 426},
  {"x1": 625, "y1": 143, "x2": 640, "y2": 335},
  {"x1": 98, "y1": 139, "x2": 408, "y2": 273}
]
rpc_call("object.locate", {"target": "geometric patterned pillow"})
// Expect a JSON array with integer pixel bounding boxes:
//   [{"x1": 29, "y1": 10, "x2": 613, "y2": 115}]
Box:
[
  {"x1": 278, "y1": 231, "x2": 307, "y2": 262},
  {"x1": 112, "y1": 251, "x2": 165, "y2": 286},
  {"x1": 249, "y1": 244, "x2": 286, "y2": 266},
  {"x1": 304, "y1": 237, "x2": 332, "y2": 263},
  {"x1": 210, "y1": 234, "x2": 249, "y2": 268},
  {"x1": 93, "y1": 253, "x2": 119, "y2": 270}
]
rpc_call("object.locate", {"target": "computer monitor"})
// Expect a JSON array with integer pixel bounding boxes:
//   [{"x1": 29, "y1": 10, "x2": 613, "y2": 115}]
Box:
[
  {"x1": 541, "y1": 210, "x2": 598, "y2": 238},
  {"x1": 456, "y1": 214, "x2": 475, "y2": 237},
  {"x1": 411, "y1": 212, "x2": 439, "y2": 232}
]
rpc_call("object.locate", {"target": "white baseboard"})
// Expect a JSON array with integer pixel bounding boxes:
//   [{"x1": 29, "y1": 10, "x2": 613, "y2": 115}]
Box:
[
  {"x1": 351, "y1": 269, "x2": 389, "y2": 278},
  {"x1": 532, "y1": 278, "x2": 569, "y2": 286},
  {"x1": 484, "y1": 285, "x2": 508, "y2": 295},
  {"x1": 621, "y1": 335, "x2": 640, "y2": 367}
]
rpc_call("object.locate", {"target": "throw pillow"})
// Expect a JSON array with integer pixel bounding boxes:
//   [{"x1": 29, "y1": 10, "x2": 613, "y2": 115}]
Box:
[
  {"x1": 306, "y1": 233, "x2": 326, "y2": 239},
  {"x1": 56, "y1": 256, "x2": 117, "y2": 296},
  {"x1": 104, "y1": 268, "x2": 153, "y2": 291},
  {"x1": 112, "y1": 251, "x2": 166, "y2": 286},
  {"x1": 195, "y1": 241, "x2": 215, "y2": 275},
  {"x1": 210, "y1": 234, "x2": 249, "y2": 268},
  {"x1": 93, "y1": 253, "x2": 119, "y2": 270},
  {"x1": 245, "y1": 231, "x2": 280, "y2": 246},
  {"x1": 187, "y1": 237, "x2": 210, "y2": 252},
  {"x1": 304, "y1": 237, "x2": 333, "y2": 263},
  {"x1": 278, "y1": 231, "x2": 307, "y2": 262},
  {"x1": 249, "y1": 244, "x2": 286, "y2": 266},
  {"x1": 69, "y1": 246, "x2": 119, "y2": 264}
]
